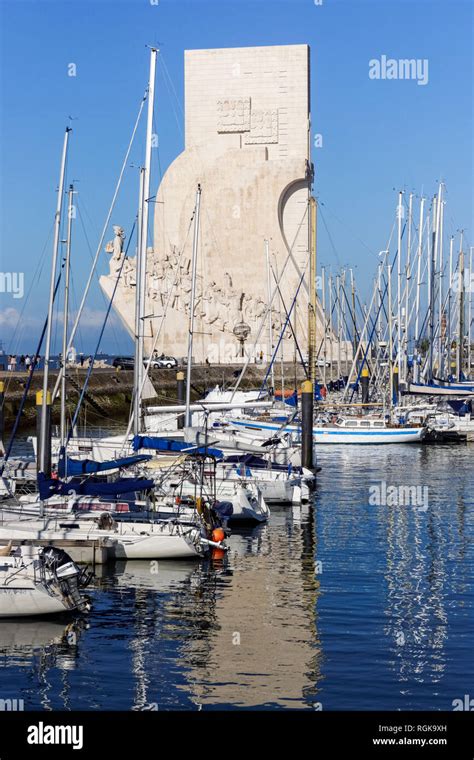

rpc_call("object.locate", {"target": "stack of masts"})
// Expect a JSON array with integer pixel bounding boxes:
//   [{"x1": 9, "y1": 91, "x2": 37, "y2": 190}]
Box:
[{"x1": 315, "y1": 184, "x2": 472, "y2": 411}]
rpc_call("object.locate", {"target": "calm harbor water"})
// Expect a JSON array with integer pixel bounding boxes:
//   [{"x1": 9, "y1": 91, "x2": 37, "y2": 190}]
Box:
[{"x1": 0, "y1": 443, "x2": 472, "y2": 710}]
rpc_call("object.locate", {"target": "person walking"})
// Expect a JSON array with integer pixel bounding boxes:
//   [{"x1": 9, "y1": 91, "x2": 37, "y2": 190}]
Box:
[
  {"x1": 10, "y1": 355, "x2": 17, "y2": 372},
  {"x1": 25, "y1": 354, "x2": 31, "y2": 372},
  {"x1": 7, "y1": 355, "x2": 12, "y2": 371},
  {"x1": 79, "y1": 352, "x2": 84, "y2": 367}
]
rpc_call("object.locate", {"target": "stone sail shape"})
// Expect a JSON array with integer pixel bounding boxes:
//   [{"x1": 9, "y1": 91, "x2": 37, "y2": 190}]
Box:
[{"x1": 101, "y1": 44, "x2": 329, "y2": 363}]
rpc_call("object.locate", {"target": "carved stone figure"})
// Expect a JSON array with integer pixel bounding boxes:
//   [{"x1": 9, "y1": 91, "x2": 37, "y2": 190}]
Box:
[
  {"x1": 105, "y1": 225, "x2": 126, "y2": 275},
  {"x1": 122, "y1": 258, "x2": 136, "y2": 288}
]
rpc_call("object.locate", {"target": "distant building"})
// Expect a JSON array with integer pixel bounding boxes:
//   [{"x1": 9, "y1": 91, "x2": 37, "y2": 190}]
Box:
[{"x1": 102, "y1": 44, "x2": 330, "y2": 363}]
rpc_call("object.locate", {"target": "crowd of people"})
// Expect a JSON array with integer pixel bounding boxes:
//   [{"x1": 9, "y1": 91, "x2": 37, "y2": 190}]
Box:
[
  {"x1": 5, "y1": 354, "x2": 37, "y2": 372},
  {"x1": 3, "y1": 353, "x2": 95, "y2": 371}
]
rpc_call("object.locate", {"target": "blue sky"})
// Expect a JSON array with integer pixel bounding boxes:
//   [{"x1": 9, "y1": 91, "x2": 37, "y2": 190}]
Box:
[{"x1": 0, "y1": 0, "x2": 472, "y2": 354}]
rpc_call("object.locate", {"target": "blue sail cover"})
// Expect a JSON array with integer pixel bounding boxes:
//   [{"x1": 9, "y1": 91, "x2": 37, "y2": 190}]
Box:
[
  {"x1": 37, "y1": 472, "x2": 154, "y2": 500},
  {"x1": 132, "y1": 435, "x2": 223, "y2": 460},
  {"x1": 57, "y1": 452, "x2": 152, "y2": 478},
  {"x1": 446, "y1": 399, "x2": 473, "y2": 416},
  {"x1": 224, "y1": 453, "x2": 299, "y2": 474}
]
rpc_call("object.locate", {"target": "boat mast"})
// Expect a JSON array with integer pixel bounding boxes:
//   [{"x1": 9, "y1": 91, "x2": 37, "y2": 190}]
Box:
[
  {"x1": 265, "y1": 238, "x2": 275, "y2": 390},
  {"x1": 447, "y1": 236, "x2": 454, "y2": 376},
  {"x1": 60, "y1": 183, "x2": 74, "y2": 451},
  {"x1": 350, "y1": 268, "x2": 357, "y2": 364},
  {"x1": 468, "y1": 247, "x2": 473, "y2": 378},
  {"x1": 396, "y1": 191, "x2": 403, "y2": 378},
  {"x1": 336, "y1": 272, "x2": 341, "y2": 381},
  {"x1": 185, "y1": 184, "x2": 202, "y2": 428},
  {"x1": 403, "y1": 192, "x2": 413, "y2": 383},
  {"x1": 427, "y1": 192, "x2": 439, "y2": 384},
  {"x1": 133, "y1": 46, "x2": 157, "y2": 438},
  {"x1": 134, "y1": 166, "x2": 146, "y2": 438},
  {"x1": 437, "y1": 190, "x2": 444, "y2": 376},
  {"x1": 387, "y1": 262, "x2": 394, "y2": 407},
  {"x1": 321, "y1": 266, "x2": 326, "y2": 386},
  {"x1": 456, "y1": 232, "x2": 465, "y2": 381},
  {"x1": 39, "y1": 127, "x2": 71, "y2": 476},
  {"x1": 327, "y1": 271, "x2": 333, "y2": 385},
  {"x1": 413, "y1": 197, "x2": 425, "y2": 382},
  {"x1": 341, "y1": 269, "x2": 346, "y2": 377},
  {"x1": 308, "y1": 197, "x2": 317, "y2": 386}
]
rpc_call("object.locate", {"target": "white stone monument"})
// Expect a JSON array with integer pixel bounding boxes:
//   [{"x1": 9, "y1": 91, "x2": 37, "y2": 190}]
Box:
[{"x1": 101, "y1": 44, "x2": 327, "y2": 363}]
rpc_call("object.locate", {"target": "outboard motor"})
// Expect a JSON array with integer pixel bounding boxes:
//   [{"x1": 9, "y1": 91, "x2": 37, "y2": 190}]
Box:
[{"x1": 40, "y1": 547, "x2": 93, "y2": 612}]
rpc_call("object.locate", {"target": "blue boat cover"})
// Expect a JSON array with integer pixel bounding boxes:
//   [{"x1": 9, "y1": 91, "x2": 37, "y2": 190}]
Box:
[
  {"x1": 37, "y1": 472, "x2": 154, "y2": 500},
  {"x1": 213, "y1": 501, "x2": 234, "y2": 518},
  {"x1": 132, "y1": 435, "x2": 223, "y2": 460},
  {"x1": 224, "y1": 453, "x2": 299, "y2": 474},
  {"x1": 57, "y1": 450, "x2": 152, "y2": 477},
  {"x1": 446, "y1": 399, "x2": 473, "y2": 416}
]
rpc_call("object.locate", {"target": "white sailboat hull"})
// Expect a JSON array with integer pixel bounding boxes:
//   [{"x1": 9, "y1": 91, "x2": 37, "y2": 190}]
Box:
[
  {"x1": 0, "y1": 586, "x2": 68, "y2": 617},
  {"x1": 0, "y1": 550, "x2": 89, "y2": 617},
  {"x1": 0, "y1": 519, "x2": 202, "y2": 560},
  {"x1": 407, "y1": 382, "x2": 474, "y2": 397},
  {"x1": 227, "y1": 418, "x2": 425, "y2": 444}
]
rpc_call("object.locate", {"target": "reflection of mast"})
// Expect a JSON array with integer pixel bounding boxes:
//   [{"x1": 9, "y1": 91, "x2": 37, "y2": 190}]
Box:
[
  {"x1": 383, "y1": 458, "x2": 448, "y2": 685},
  {"x1": 0, "y1": 620, "x2": 82, "y2": 709},
  {"x1": 130, "y1": 591, "x2": 152, "y2": 710},
  {"x1": 178, "y1": 509, "x2": 321, "y2": 708}
]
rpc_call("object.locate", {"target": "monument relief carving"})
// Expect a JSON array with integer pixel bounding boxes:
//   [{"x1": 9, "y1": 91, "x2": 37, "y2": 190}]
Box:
[
  {"x1": 245, "y1": 109, "x2": 279, "y2": 144},
  {"x1": 217, "y1": 97, "x2": 251, "y2": 133}
]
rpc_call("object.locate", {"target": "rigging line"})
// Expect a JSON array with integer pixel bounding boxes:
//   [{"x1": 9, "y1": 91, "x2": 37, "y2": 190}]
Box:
[
  {"x1": 3, "y1": 220, "x2": 55, "y2": 366},
  {"x1": 313, "y1": 283, "x2": 346, "y2": 365},
  {"x1": 158, "y1": 66, "x2": 183, "y2": 141},
  {"x1": 0, "y1": 272, "x2": 63, "y2": 476},
  {"x1": 269, "y1": 263, "x2": 308, "y2": 379},
  {"x1": 67, "y1": 219, "x2": 137, "y2": 441},
  {"x1": 69, "y1": 273, "x2": 85, "y2": 355},
  {"x1": 121, "y1": 210, "x2": 195, "y2": 447},
  {"x1": 316, "y1": 196, "x2": 376, "y2": 255},
  {"x1": 151, "y1": 110, "x2": 164, "y2": 190},
  {"x1": 75, "y1": 200, "x2": 122, "y2": 352},
  {"x1": 76, "y1": 193, "x2": 100, "y2": 240},
  {"x1": 231, "y1": 204, "x2": 310, "y2": 399},
  {"x1": 52, "y1": 89, "x2": 148, "y2": 403},
  {"x1": 159, "y1": 54, "x2": 185, "y2": 130},
  {"x1": 317, "y1": 204, "x2": 343, "y2": 269},
  {"x1": 76, "y1": 196, "x2": 122, "y2": 351},
  {"x1": 160, "y1": 54, "x2": 184, "y2": 118},
  {"x1": 259, "y1": 265, "x2": 309, "y2": 397},
  {"x1": 347, "y1": 277, "x2": 390, "y2": 403}
]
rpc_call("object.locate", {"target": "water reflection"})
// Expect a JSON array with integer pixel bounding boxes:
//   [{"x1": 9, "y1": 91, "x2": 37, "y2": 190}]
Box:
[
  {"x1": 315, "y1": 444, "x2": 474, "y2": 709},
  {"x1": 174, "y1": 508, "x2": 321, "y2": 709},
  {"x1": 0, "y1": 618, "x2": 85, "y2": 709},
  {"x1": 0, "y1": 445, "x2": 471, "y2": 710}
]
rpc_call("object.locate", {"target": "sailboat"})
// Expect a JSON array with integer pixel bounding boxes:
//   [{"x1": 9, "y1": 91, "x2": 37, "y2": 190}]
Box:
[
  {"x1": 0, "y1": 50, "x2": 225, "y2": 561},
  {"x1": 0, "y1": 545, "x2": 91, "y2": 617}
]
